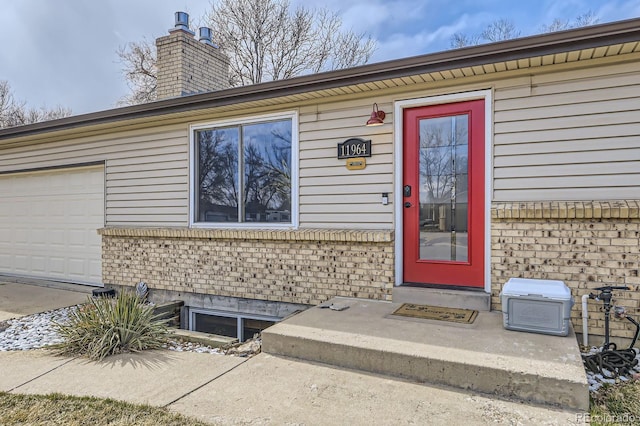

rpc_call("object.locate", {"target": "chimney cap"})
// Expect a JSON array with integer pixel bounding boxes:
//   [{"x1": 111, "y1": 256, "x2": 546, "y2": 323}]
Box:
[
  {"x1": 171, "y1": 11, "x2": 195, "y2": 35},
  {"x1": 199, "y1": 27, "x2": 219, "y2": 48}
]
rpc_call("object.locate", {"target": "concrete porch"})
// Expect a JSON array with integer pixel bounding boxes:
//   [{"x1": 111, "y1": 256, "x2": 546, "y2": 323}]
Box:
[{"x1": 262, "y1": 297, "x2": 589, "y2": 411}]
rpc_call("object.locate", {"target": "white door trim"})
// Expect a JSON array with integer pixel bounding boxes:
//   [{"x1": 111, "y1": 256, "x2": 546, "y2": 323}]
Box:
[{"x1": 393, "y1": 89, "x2": 493, "y2": 293}]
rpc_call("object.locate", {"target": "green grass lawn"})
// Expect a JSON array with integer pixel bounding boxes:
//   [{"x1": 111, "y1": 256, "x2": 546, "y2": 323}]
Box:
[{"x1": 0, "y1": 392, "x2": 209, "y2": 426}]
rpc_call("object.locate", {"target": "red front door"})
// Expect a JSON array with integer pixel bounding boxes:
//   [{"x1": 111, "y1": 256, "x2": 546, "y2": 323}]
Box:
[{"x1": 402, "y1": 100, "x2": 485, "y2": 288}]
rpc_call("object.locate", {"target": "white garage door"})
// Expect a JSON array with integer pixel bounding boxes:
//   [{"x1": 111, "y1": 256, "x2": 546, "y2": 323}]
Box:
[{"x1": 0, "y1": 165, "x2": 104, "y2": 285}]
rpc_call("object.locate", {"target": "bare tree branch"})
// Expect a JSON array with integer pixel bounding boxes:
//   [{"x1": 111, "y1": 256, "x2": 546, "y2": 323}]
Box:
[
  {"x1": 452, "y1": 12, "x2": 601, "y2": 48},
  {"x1": 450, "y1": 33, "x2": 482, "y2": 48},
  {"x1": 574, "y1": 11, "x2": 600, "y2": 27},
  {"x1": 540, "y1": 11, "x2": 600, "y2": 33},
  {"x1": 540, "y1": 18, "x2": 571, "y2": 33},
  {"x1": 450, "y1": 18, "x2": 520, "y2": 48},
  {"x1": 118, "y1": 0, "x2": 376, "y2": 104},
  {"x1": 208, "y1": 0, "x2": 375, "y2": 85},
  {"x1": 481, "y1": 19, "x2": 521, "y2": 42},
  {"x1": 0, "y1": 80, "x2": 71, "y2": 129},
  {"x1": 116, "y1": 38, "x2": 158, "y2": 105}
]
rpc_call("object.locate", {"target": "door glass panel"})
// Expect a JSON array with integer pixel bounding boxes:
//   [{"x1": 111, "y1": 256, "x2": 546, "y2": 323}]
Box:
[{"x1": 418, "y1": 114, "x2": 469, "y2": 262}]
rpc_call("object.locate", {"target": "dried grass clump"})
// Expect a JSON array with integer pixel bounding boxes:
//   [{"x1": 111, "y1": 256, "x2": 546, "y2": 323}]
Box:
[
  {"x1": 0, "y1": 392, "x2": 207, "y2": 425},
  {"x1": 590, "y1": 380, "x2": 640, "y2": 425}
]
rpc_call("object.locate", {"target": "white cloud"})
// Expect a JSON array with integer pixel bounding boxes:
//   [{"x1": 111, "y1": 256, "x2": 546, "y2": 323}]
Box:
[
  {"x1": 596, "y1": 0, "x2": 640, "y2": 22},
  {"x1": 370, "y1": 12, "x2": 495, "y2": 61},
  {"x1": 341, "y1": 3, "x2": 390, "y2": 32}
]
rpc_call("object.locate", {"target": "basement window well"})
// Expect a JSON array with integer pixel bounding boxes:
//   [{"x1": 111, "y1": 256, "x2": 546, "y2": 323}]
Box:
[{"x1": 188, "y1": 308, "x2": 279, "y2": 342}]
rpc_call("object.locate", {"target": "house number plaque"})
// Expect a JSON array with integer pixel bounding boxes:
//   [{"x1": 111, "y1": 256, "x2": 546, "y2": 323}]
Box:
[{"x1": 337, "y1": 138, "x2": 372, "y2": 159}]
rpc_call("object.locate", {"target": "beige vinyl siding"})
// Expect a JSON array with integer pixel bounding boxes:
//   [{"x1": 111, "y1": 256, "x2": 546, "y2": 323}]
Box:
[
  {"x1": 0, "y1": 100, "x2": 397, "y2": 230},
  {"x1": 0, "y1": 126, "x2": 189, "y2": 227},
  {"x1": 494, "y1": 61, "x2": 640, "y2": 201},
  {"x1": 299, "y1": 101, "x2": 394, "y2": 229},
  {"x1": 2, "y1": 50, "x2": 639, "y2": 229}
]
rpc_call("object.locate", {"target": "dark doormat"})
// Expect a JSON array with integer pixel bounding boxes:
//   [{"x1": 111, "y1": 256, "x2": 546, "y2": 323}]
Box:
[{"x1": 392, "y1": 303, "x2": 478, "y2": 324}]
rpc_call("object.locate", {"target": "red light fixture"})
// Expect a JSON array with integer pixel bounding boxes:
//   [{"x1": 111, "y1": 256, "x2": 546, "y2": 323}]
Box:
[{"x1": 366, "y1": 103, "x2": 386, "y2": 126}]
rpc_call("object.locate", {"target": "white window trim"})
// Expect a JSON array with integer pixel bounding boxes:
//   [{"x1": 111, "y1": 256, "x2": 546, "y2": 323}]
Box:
[
  {"x1": 393, "y1": 90, "x2": 493, "y2": 294},
  {"x1": 189, "y1": 110, "x2": 299, "y2": 229}
]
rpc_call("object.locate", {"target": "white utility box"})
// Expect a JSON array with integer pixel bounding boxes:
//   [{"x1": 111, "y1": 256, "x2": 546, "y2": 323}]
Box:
[{"x1": 500, "y1": 278, "x2": 574, "y2": 336}]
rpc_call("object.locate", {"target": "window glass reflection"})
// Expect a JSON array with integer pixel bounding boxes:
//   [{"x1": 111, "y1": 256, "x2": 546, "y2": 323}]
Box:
[
  {"x1": 418, "y1": 114, "x2": 469, "y2": 262},
  {"x1": 196, "y1": 127, "x2": 239, "y2": 222},
  {"x1": 243, "y1": 121, "x2": 291, "y2": 223}
]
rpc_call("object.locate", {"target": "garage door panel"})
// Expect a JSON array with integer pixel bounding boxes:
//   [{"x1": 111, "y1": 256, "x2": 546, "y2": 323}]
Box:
[
  {"x1": 89, "y1": 260, "x2": 101, "y2": 278},
  {"x1": 88, "y1": 199, "x2": 104, "y2": 216},
  {"x1": 49, "y1": 257, "x2": 66, "y2": 275},
  {"x1": 69, "y1": 230, "x2": 87, "y2": 247},
  {"x1": 14, "y1": 255, "x2": 29, "y2": 273},
  {"x1": 68, "y1": 259, "x2": 86, "y2": 276},
  {"x1": 0, "y1": 166, "x2": 104, "y2": 285},
  {"x1": 32, "y1": 229, "x2": 48, "y2": 243},
  {"x1": 31, "y1": 256, "x2": 47, "y2": 274},
  {"x1": 13, "y1": 229, "x2": 27, "y2": 244}
]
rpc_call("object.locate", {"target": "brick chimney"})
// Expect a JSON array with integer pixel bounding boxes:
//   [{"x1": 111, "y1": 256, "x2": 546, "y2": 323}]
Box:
[{"x1": 156, "y1": 12, "x2": 230, "y2": 99}]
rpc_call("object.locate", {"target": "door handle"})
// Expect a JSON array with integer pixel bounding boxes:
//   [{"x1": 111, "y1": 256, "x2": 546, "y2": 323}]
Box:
[{"x1": 404, "y1": 202, "x2": 412, "y2": 208}]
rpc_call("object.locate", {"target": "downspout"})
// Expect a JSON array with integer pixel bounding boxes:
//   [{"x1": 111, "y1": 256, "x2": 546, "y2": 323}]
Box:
[{"x1": 582, "y1": 294, "x2": 590, "y2": 347}]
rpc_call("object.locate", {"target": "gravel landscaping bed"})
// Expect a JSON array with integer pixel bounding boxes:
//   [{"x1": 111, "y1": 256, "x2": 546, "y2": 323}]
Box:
[{"x1": 0, "y1": 305, "x2": 259, "y2": 356}]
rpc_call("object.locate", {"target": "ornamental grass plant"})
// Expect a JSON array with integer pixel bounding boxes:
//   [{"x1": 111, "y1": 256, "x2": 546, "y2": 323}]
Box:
[{"x1": 52, "y1": 291, "x2": 168, "y2": 361}]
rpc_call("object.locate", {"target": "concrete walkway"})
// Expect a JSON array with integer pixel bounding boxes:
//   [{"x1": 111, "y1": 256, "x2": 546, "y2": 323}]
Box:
[
  {"x1": 0, "y1": 281, "x2": 584, "y2": 424},
  {"x1": 0, "y1": 349, "x2": 582, "y2": 425},
  {"x1": 0, "y1": 280, "x2": 90, "y2": 321}
]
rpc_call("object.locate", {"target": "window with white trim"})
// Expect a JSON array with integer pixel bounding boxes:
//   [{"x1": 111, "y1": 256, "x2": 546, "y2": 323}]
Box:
[{"x1": 192, "y1": 113, "x2": 296, "y2": 226}]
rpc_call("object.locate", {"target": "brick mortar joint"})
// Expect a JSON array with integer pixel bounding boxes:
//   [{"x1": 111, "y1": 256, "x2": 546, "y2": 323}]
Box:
[
  {"x1": 491, "y1": 200, "x2": 640, "y2": 220},
  {"x1": 98, "y1": 227, "x2": 394, "y2": 243}
]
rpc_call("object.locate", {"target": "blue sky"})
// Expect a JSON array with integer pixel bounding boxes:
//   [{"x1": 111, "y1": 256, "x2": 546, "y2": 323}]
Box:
[{"x1": 1, "y1": 0, "x2": 639, "y2": 115}]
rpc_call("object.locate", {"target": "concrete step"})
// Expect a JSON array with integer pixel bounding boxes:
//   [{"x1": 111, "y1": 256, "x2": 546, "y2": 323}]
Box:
[
  {"x1": 393, "y1": 285, "x2": 491, "y2": 311},
  {"x1": 262, "y1": 297, "x2": 589, "y2": 411}
]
